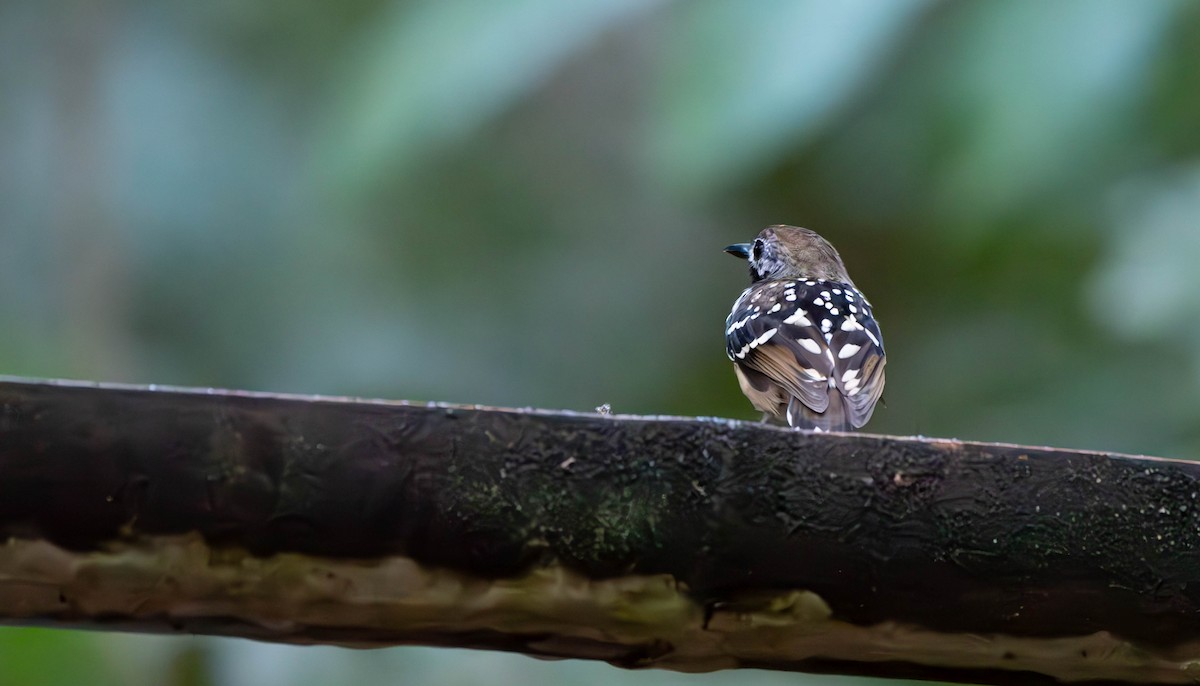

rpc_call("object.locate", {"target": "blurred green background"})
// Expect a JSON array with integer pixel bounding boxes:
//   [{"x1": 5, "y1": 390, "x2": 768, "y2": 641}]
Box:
[{"x1": 3, "y1": 0, "x2": 1200, "y2": 684}]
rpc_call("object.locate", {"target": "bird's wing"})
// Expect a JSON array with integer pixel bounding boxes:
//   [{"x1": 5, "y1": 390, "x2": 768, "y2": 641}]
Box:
[
  {"x1": 726, "y1": 283, "x2": 833, "y2": 415},
  {"x1": 825, "y1": 303, "x2": 886, "y2": 429},
  {"x1": 727, "y1": 280, "x2": 886, "y2": 430}
]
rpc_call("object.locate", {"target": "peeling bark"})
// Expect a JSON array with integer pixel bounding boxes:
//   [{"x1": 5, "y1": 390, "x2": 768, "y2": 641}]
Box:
[{"x1": 1, "y1": 377, "x2": 1199, "y2": 685}]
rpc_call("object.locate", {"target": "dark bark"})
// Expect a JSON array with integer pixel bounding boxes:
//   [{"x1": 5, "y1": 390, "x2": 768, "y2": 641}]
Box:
[{"x1": 1, "y1": 377, "x2": 1198, "y2": 685}]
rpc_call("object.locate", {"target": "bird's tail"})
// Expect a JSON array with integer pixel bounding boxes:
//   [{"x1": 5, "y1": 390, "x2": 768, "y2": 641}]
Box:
[{"x1": 787, "y1": 393, "x2": 852, "y2": 433}]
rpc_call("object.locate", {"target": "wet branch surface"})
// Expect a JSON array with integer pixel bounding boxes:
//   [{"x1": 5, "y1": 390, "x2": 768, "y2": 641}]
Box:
[{"x1": 1, "y1": 377, "x2": 1199, "y2": 685}]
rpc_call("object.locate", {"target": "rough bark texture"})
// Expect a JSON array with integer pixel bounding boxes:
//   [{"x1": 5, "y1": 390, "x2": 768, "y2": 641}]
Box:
[{"x1": 1, "y1": 377, "x2": 1199, "y2": 685}]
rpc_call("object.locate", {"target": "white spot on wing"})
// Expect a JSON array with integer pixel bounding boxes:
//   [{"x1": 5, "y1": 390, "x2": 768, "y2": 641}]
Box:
[
  {"x1": 736, "y1": 328, "x2": 776, "y2": 358},
  {"x1": 733, "y1": 324, "x2": 779, "y2": 359},
  {"x1": 783, "y1": 309, "x2": 811, "y2": 326},
  {"x1": 798, "y1": 338, "x2": 821, "y2": 354},
  {"x1": 838, "y1": 343, "x2": 862, "y2": 359},
  {"x1": 726, "y1": 316, "x2": 751, "y2": 334}
]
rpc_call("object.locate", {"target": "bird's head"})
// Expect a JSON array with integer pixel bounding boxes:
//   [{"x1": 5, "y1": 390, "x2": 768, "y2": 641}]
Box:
[{"x1": 724, "y1": 225, "x2": 852, "y2": 284}]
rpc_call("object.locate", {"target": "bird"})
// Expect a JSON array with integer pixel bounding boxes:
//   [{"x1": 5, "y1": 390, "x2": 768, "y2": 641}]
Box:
[{"x1": 723, "y1": 225, "x2": 885, "y2": 432}]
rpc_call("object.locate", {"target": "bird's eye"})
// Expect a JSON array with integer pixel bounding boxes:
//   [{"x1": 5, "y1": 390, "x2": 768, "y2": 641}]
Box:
[{"x1": 751, "y1": 239, "x2": 764, "y2": 260}]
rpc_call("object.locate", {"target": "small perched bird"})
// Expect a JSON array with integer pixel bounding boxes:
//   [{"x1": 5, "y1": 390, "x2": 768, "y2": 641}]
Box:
[{"x1": 724, "y1": 225, "x2": 885, "y2": 431}]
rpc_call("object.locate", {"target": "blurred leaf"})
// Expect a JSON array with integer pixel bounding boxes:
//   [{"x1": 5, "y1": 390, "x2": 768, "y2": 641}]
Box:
[
  {"x1": 166, "y1": 644, "x2": 213, "y2": 686},
  {"x1": 316, "y1": 0, "x2": 663, "y2": 193},
  {"x1": 647, "y1": 0, "x2": 932, "y2": 192},
  {"x1": 0, "y1": 629, "x2": 122, "y2": 686},
  {"x1": 929, "y1": 0, "x2": 1183, "y2": 221},
  {"x1": 1087, "y1": 165, "x2": 1200, "y2": 341}
]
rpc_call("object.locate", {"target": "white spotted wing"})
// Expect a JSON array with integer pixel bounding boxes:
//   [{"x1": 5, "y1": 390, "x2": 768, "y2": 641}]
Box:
[{"x1": 726, "y1": 279, "x2": 885, "y2": 431}]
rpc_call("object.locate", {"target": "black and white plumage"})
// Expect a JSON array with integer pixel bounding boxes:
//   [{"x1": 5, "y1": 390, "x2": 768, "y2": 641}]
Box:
[{"x1": 724, "y1": 225, "x2": 885, "y2": 432}]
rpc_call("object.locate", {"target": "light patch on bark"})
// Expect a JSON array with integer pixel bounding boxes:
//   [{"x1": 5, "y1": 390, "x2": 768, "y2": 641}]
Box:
[{"x1": 0, "y1": 534, "x2": 1197, "y2": 683}]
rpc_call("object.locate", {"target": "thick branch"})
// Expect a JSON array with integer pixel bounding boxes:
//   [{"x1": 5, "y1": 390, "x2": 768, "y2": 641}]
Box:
[{"x1": 1, "y1": 377, "x2": 1198, "y2": 685}]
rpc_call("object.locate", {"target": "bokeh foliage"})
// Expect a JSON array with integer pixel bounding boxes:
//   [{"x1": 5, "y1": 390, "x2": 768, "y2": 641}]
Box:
[{"x1": 2, "y1": 1, "x2": 1199, "y2": 684}]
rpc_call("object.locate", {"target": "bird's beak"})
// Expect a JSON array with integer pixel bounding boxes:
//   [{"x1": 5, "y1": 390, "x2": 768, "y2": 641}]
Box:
[{"x1": 724, "y1": 243, "x2": 751, "y2": 259}]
